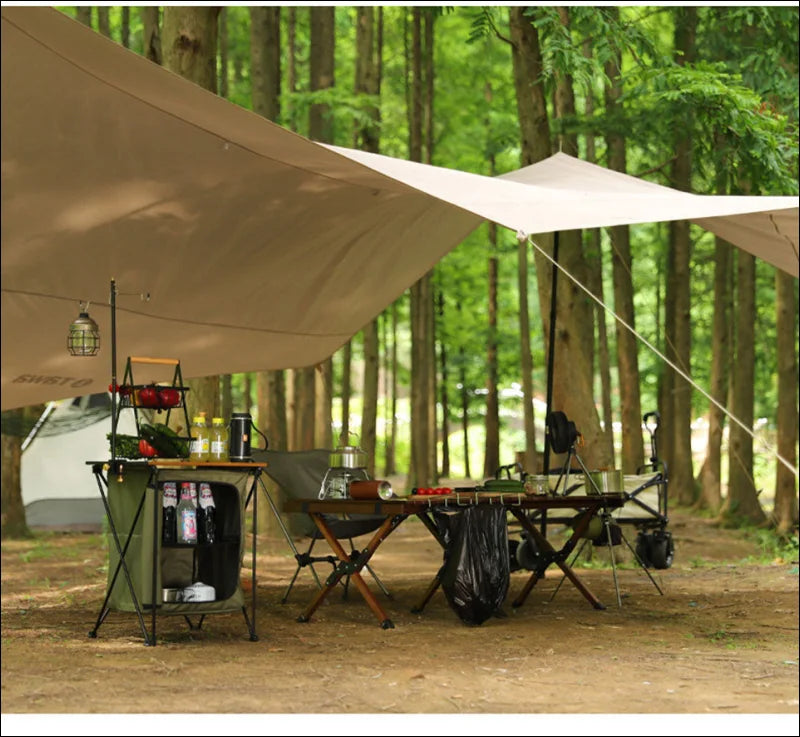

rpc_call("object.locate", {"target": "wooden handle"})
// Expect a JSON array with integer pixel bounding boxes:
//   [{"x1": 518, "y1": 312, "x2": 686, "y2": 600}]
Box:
[{"x1": 129, "y1": 357, "x2": 179, "y2": 366}]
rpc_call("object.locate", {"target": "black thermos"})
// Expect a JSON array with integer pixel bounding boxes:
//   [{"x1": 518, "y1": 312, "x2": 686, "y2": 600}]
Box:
[{"x1": 229, "y1": 412, "x2": 253, "y2": 461}]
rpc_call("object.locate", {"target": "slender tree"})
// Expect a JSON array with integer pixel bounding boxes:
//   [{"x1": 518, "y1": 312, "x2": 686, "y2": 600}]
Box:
[
  {"x1": 582, "y1": 38, "x2": 614, "y2": 463},
  {"x1": 1, "y1": 408, "x2": 33, "y2": 538},
  {"x1": 309, "y1": 6, "x2": 335, "y2": 450},
  {"x1": 141, "y1": 7, "x2": 161, "y2": 65},
  {"x1": 727, "y1": 250, "x2": 766, "y2": 524},
  {"x1": 76, "y1": 6, "x2": 92, "y2": 28},
  {"x1": 773, "y1": 268, "x2": 799, "y2": 533},
  {"x1": 604, "y1": 7, "x2": 644, "y2": 473},
  {"x1": 121, "y1": 6, "x2": 130, "y2": 49},
  {"x1": 666, "y1": 7, "x2": 699, "y2": 506},
  {"x1": 408, "y1": 7, "x2": 433, "y2": 488},
  {"x1": 97, "y1": 7, "x2": 110, "y2": 38},
  {"x1": 509, "y1": 7, "x2": 610, "y2": 470},
  {"x1": 161, "y1": 6, "x2": 221, "y2": 420}
]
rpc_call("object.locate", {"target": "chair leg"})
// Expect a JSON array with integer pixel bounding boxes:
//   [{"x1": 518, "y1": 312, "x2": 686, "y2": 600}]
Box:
[
  {"x1": 283, "y1": 538, "x2": 327, "y2": 604},
  {"x1": 365, "y1": 562, "x2": 392, "y2": 599},
  {"x1": 281, "y1": 565, "x2": 303, "y2": 605}
]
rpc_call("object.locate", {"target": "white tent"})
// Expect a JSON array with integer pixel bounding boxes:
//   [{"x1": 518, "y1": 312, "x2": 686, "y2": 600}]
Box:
[
  {"x1": 21, "y1": 394, "x2": 138, "y2": 528},
  {"x1": 2, "y1": 6, "x2": 798, "y2": 414}
]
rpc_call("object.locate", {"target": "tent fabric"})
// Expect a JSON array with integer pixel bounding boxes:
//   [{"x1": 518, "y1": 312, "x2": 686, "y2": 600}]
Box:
[
  {"x1": 327, "y1": 145, "x2": 798, "y2": 277},
  {"x1": 2, "y1": 7, "x2": 797, "y2": 411},
  {"x1": 1, "y1": 7, "x2": 481, "y2": 410}
]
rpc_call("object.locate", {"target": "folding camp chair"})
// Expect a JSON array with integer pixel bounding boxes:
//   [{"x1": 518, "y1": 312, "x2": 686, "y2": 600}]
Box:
[{"x1": 252, "y1": 448, "x2": 391, "y2": 604}]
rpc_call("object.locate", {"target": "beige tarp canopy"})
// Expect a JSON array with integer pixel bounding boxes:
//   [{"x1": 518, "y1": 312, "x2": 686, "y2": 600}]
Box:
[{"x1": 2, "y1": 7, "x2": 797, "y2": 411}]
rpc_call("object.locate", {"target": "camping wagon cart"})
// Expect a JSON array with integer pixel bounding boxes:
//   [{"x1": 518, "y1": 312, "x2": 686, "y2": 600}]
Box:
[
  {"x1": 502, "y1": 410, "x2": 673, "y2": 609},
  {"x1": 88, "y1": 459, "x2": 264, "y2": 646}
]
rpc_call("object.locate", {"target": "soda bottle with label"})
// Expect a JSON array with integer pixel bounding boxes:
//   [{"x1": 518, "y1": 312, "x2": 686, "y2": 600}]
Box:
[
  {"x1": 198, "y1": 482, "x2": 216, "y2": 544},
  {"x1": 189, "y1": 415, "x2": 210, "y2": 462},
  {"x1": 161, "y1": 481, "x2": 177, "y2": 545},
  {"x1": 209, "y1": 417, "x2": 229, "y2": 462},
  {"x1": 176, "y1": 482, "x2": 198, "y2": 544}
]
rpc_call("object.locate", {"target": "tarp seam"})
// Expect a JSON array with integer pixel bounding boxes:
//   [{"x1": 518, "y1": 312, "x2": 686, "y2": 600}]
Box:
[{"x1": 1, "y1": 288, "x2": 354, "y2": 339}]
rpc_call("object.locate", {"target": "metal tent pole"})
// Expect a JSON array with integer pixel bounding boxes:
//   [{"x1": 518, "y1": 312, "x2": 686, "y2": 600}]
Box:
[{"x1": 542, "y1": 231, "x2": 559, "y2": 475}]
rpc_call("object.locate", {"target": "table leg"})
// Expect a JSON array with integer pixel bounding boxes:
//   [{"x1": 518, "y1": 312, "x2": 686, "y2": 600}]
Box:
[
  {"x1": 296, "y1": 513, "x2": 404, "y2": 629},
  {"x1": 411, "y1": 510, "x2": 447, "y2": 613},
  {"x1": 510, "y1": 506, "x2": 606, "y2": 610}
]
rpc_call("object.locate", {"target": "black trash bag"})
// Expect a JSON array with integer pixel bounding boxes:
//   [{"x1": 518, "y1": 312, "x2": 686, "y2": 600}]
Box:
[{"x1": 435, "y1": 505, "x2": 511, "y2": 626}]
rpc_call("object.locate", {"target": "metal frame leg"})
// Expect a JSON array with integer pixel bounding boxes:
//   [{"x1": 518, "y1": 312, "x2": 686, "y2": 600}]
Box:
[{"x1": 89, "y1": 466, "x2": 153, "y2": 645}]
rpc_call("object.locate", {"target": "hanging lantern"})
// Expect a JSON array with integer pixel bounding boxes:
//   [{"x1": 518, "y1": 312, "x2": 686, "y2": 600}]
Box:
[{"x1": 67, "y1": 303, "x2": 100, "y2": 356}]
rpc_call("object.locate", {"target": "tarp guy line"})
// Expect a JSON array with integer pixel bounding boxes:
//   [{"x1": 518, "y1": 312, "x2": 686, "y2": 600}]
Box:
[{"x1": 520, "y1": 232, "x2": 799, "y2": 479}]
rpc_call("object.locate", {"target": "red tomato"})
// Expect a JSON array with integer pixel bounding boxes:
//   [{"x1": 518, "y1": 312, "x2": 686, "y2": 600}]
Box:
[
  {"x1": 138, "y1": 386, "x2": 159, "y2": 408},
  {"x1": 138, "y1": 438, "x2": 158, "y2": 458},
  {"x1": 158, "y1": 388, "x2": 181, "y2": 409}
]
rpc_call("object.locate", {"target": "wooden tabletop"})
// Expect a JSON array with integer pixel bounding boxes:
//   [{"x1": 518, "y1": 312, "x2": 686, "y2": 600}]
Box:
[
  {"x1": 284, "y1": 493, "x2": 625, "y2": 515},
  {"x1": 88, "y1": 459, "x2": 267, "y2": 470}
]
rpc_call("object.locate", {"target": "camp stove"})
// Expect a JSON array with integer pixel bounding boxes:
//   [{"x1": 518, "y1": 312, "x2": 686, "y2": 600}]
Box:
[{"x1": 318, "y1": 437, "x2": 370, "y2": 499}]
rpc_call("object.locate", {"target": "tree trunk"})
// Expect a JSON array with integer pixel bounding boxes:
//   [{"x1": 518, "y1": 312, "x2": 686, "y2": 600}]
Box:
[
  {"x1": 583, "y1": 39, "x2": 614, "y2": 462},
  {"x1": 354, "y1": 5, "x2": 382, "y2": 473},
  {"x1": 460, "y1": 358, "x2": 472, "y2": 479},
  {"x1": 727, "y1": 252, "x2": 766, "y2": 524},
  {"x1": 161, "y1": 7, "x2": 221, "y2": 423},
  {"x1": 424, "y1": 13, "x2": 438, "y2": 485},
  {"x1": 407, "y1": 8, "x2": 432, "y2": 488},
  {"x1": 438, "y1": 290, "x2": 451, "y2": 478},
  {"x1": 697, "y1": 236, "x2": 732, "y2": 512},
  {"x1": 218, "y1": 8, "x2": 228, "y2": 98},
  {"x1": 309, "y1": 6, "x2": 335, "y2": 449},
  {"x1": 249, "y1": 7, "x2": 281, "y2": 123},
  {"x1": 341, "y1": 341, "x2": 352, "y2": 443},
  {"x1": 384, "y1": 302, "x2": 398, "y2": 477},
  {"x1": 97, "y1": 7, "x2": 110, "y2": 38},
  {"x1": 484, "y1": 222, "x2": 500, "y2": 479},
  {"x1": 162, "y1": 7, "x2": 220, "y2": 93},
  {"x1": 773, "y1": 269, "x2": 798, "y2": 533},
  {"x1": 257, "y1": 368, "x2": 288, "y2": 534},
  {"x1": 604, "y1": 18, "x2": 643, "y2": 473},
  {"x1": 667, "y1": 8, "x2": 699, "y2": 506},
  {"x1": 220, "y1": 375, "x2": 232, "y2": 422},
  {"x1": 309, "y1": 6, "x2": 335, "y2": 142},
  {"x1": 141, "y1": 7, "x2": 161, "y2": 65},
  {"x1": 362, "y1": 320, "x2": 379, "y2": 477},
  {"x1": 286, "y1": 7, "x2": 298, "y2": 132},
  {"x1": 1, "y1": 408, "x2": 32, "y2": 538},
  {"x1": 121, "y1": 7, "x2": 130, "y2": 49},
  {"x1": 509, "y1": 7, "x2": 608, "y2": 471},
  {"x1": 293, "y1": 367, "x2": 315, "y2": 451},
  {"x1": 76, "y1": 7, "x2": 92, "y2": 28}
]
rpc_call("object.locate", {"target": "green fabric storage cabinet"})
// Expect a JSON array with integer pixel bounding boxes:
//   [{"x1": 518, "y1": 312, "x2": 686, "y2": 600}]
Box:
[{"x1": 89, "y1": 460, "x2": 265, "y2": 646}]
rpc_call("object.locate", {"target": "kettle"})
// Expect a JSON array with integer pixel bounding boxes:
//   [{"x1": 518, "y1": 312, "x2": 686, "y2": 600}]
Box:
[{"x1": 319, "y1": 434, "x2": 369, "y2": 499}]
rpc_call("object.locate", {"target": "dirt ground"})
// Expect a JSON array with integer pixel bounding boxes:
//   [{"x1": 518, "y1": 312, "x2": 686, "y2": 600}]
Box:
[{"x1": 1, "y1": 505, "x2": 798, "y2": 733}]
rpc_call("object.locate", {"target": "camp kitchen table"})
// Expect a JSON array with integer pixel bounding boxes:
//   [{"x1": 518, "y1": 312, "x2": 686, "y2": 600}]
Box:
[
  {"x1": 88, "y1": 459, "x2": 266, "y2": 646},
  {"x1": 284, "y1": 491, "x2": 626, "y2": 628}
]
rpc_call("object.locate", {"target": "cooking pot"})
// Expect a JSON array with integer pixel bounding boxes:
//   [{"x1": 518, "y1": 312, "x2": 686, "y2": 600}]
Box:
[
  {"x1": 329, "y1": 439, "x2": 368, "y2": 469},
  {"x1": 584, "y1": 469, "x2": 623, "y2": 495}
]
